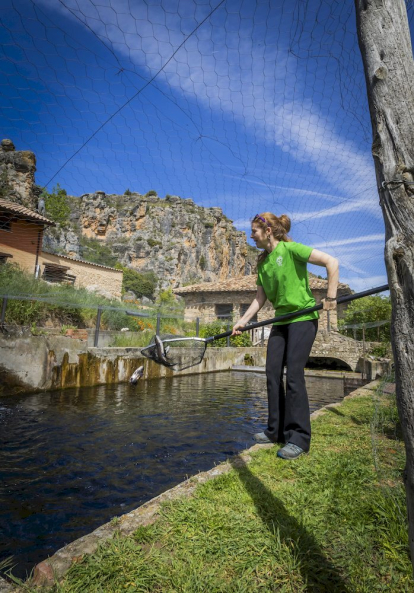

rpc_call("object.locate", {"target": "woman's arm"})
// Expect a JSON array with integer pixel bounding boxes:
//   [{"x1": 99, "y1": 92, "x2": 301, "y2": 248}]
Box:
[
  {"x1": 308, "y1": 249, "x2": 339, "y2": 310},
  {"x1": 232, "y1": 286, "x2": 267, "y2": 335}
]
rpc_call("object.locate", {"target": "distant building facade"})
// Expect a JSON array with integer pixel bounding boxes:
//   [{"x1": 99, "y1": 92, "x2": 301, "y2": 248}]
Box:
[{"x1": 174, "y1": 274, "x2": 352, "y2": 332}]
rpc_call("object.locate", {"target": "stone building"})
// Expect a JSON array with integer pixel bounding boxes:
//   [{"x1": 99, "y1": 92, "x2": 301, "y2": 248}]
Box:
[
  {"x1": 0, "y1": 198, "x2": 123, "y2": 299},
  {"x1": 174, "y1": 274, "x2": 352, "y2": 332}
]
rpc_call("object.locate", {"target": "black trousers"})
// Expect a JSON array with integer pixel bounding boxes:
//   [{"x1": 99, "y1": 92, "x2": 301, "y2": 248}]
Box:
[{"x1": 264, "y1": 319, "x2": 318, "y2": 452}]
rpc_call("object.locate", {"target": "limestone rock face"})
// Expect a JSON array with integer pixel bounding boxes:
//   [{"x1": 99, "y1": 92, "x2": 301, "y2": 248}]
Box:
[
  {"x1": 55, "y1": 191, "x2": 253, "y2": 289},
  {"x1": 0, "y1": 139, "x2": 38, "y2": 209}
]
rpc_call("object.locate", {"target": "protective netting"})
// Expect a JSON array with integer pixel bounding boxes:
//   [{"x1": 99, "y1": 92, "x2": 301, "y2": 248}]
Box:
[
  {"x1": 1, "y1": 1, "x2": 414, "y2": 292},
  {"x1": 141, "y1": 335, "x2": 207, "y2": 371}
]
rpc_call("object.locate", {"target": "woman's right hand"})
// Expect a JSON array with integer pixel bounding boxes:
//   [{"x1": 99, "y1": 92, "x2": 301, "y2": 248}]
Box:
[{"x1": 231, "y1": 321, "x2": 245, "y2": 336}]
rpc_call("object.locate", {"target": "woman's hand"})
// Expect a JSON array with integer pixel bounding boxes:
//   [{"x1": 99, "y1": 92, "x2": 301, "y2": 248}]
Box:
[
  {"x1": 231, "y1": 321, "x2": 245, "y2": 336},
  {"x1": 322, "y1": 298, "x2": 337, "y2": 311}
]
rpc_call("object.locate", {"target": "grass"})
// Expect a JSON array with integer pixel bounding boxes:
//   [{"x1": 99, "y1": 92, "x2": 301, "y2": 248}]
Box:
[
  {"x1": 32, "y1": 380, "x2": 412, "y2": 592},
  {"x1": 0, "y1": 263, "x2": 147, "y2": 331}
]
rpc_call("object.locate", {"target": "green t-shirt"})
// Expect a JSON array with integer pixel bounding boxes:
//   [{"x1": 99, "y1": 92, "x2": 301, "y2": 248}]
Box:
[{"x1": 256, "y1": 241, "x2": 318, "y2": 325}]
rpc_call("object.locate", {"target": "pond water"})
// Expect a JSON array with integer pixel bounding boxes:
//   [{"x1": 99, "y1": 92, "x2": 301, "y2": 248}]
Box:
[{"x1": 0, "y1": 371, "x2": 358, "y2": 578}]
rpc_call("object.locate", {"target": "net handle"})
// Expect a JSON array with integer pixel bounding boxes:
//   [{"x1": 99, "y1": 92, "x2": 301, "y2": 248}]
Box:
[{"x1": 206, "y1": 284, "x2": 389, "y2": 343}]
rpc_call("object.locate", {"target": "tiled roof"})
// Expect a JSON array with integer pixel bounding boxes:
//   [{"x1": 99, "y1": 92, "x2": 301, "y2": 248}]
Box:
[
  {"x1": 41, "y1": 251, "x2": 123, "y2": 272},
  {"x1": 174, "y1": 274, "x2": 351, "y2": 295},
  {"x1": 0, "y1": 198, "x2": 55, "y2": 225}
]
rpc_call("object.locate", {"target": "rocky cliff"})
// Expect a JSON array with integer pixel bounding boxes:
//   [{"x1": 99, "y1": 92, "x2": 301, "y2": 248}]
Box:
[
  {"x1": 44, "y1": 190, "x2": 257, "y2": 289},
  {"x1": 0, "y1": 140, "x2": 258, "y2": 290},
  {"x1": 0, "y1": 139, "x2": 39, "y2": 210}
]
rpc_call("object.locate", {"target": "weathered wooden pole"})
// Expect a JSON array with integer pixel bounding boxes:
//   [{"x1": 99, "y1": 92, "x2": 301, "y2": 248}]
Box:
[{"x1": 355, "y1": 0, "x2": 414, "y2": 569}]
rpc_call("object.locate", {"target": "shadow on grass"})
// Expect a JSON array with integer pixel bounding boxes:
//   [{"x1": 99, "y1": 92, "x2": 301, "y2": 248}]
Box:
[
  {"x1": 229, "y1": 454, "x2": 348, "y2": 593},
  {"x1": 326, "y1": 406, "x2": 364, "y2": 426}
]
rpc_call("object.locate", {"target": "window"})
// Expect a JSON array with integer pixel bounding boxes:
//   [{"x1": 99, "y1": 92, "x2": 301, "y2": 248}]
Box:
[
  {"x1": 0, "y1": 252, "x2": 12, "y2": 265},
  {"x1": 42, "y1": 263, "x2": 76, "y2": 284},
  {"x1": 240, "y1": 304, "x2": 257, "y2": 323},
  {"x1": 215, "y1": 304, "x2": 233, "y2": 320},
  {"x1": 0, "y1": 214, "x2": 12, "y2": 232}
]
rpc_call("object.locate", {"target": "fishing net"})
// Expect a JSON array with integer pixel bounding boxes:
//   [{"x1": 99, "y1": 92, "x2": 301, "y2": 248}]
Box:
[{"x1": 141, "y1": 335, "x2": 207, "y2": 371}]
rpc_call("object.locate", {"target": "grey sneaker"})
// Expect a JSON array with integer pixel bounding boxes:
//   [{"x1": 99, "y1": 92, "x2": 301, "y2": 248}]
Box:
[
  {"x1": 253, "y1": 431, "x2": 273, "y2": 444},
  {"x1": 277, "y1": 443, "x2": 305, "y2": 460}
]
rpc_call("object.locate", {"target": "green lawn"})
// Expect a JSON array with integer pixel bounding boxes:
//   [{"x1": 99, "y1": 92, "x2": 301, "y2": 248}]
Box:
[{"x1": 40, "y1": 382, "x2": 413, "y2": 592}]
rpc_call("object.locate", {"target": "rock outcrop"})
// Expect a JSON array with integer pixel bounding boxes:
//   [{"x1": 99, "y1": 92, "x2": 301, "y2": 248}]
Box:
[
  {"x1": 0, "y1": 139, "x2": 38, "y2": 210},
  {"x1": 47, "y1": 191, "x2": 255, "y2": 289}
]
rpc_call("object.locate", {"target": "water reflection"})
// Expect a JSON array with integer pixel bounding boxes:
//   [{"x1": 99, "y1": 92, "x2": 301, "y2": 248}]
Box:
[{"x1": 0, "y1": 371, "x2": 350, "y2": 578}]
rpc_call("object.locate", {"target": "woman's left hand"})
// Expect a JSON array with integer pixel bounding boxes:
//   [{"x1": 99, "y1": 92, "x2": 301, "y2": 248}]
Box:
[{"x1": 322, "y1": 298, "x2": 337, "y2": 311}]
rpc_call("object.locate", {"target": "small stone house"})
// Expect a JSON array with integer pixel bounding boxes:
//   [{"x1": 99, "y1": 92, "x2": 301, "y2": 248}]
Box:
[
  {"x1": 174, "y1": 274, "x2": 352, "y2": 332},
  {"x1": 0, "y1": 198, "x2": 123, "y2": 299}
]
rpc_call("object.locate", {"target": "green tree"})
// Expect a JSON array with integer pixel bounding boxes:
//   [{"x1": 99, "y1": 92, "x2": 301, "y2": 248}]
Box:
[
  {"x1": 120, "y1": 266, "x2": 157, "y2": 299},
  {"x1": 42, "y1": 184, "x2": 71, "y2": 226},
  {"x1": 338, "y1": 295, "x2": 391, "y2": 342}
]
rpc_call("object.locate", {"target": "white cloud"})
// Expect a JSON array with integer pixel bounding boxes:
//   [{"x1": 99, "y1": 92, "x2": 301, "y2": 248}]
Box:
[
  {"x1": 309, "y1": 234, "x2": 384, "y2": 249},
  {"x1": 340, "y1": 275, "x2": 389, "y2": 293}
]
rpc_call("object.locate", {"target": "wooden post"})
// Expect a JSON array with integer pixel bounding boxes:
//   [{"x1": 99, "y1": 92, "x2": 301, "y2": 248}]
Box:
[
  {"x1": 0, "y1": 296, "x2": 8, "y2": 329},
  {"x1": 94, "y1": 307, "x2": 102, "y2": 347},
  {"x1": 355, "y1": 0, "x2": 414, "y2": 569}
]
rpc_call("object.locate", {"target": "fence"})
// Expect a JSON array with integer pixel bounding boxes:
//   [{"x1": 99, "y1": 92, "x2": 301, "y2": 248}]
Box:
[
  {"x1": 0, "y1": 292, "x2": 391, "y2": 351},
  {"x1": 0, "y1": 293, "x2": 260, "y2": 348}
]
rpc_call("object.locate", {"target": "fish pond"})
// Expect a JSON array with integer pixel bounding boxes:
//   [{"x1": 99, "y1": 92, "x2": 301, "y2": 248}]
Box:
[{"x1": 0, "y1": 370, "x2": 361, "y2": 578}]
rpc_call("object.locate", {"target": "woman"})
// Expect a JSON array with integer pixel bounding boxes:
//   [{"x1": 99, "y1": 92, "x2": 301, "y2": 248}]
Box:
[{"x1": 232, "y1": 213, "x2": 339, "y2": 460}]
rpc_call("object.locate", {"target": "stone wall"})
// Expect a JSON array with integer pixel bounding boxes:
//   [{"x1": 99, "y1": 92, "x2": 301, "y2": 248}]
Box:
[
  {"x1": 0, "y1": 334, "x2": 267, "y2": 395},
  {"x1": 181, "y1": 290, "x2": 337, "y2": 331}
]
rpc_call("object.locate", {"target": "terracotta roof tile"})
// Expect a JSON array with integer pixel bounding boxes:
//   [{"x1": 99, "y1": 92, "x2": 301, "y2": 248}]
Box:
[
  {"x1": 174, "y1": 274, "x2": 351, "y2": 294},
  {"x1": 41, "y1": 251, "x2": 123, "y2": 272},
  {"x1": 0, "y1": 198, "x2": 55, "y2": 225}
]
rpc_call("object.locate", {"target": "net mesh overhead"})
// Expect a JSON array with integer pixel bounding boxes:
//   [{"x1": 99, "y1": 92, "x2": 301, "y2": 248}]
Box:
[{"x1": 2, "y1": 1, "x2": 414, "y2": 291}]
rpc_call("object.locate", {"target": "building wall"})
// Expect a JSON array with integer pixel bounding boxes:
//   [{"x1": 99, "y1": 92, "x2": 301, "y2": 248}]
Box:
[
  {"x1": 39, "y1": 252, "x2": 123, "y2": 299},
  {"x1": 0, "y1": 219, "x2": 43, "y2": 274},
  {"x1": 181, "y1": 288, "x2": 339, "y2": 331}
]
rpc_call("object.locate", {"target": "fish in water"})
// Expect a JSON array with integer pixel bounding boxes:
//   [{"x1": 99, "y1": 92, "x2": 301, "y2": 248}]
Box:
[
  {"x1": 129, "y1": 365, "x2": 144, "y2": 385},
  {"x1": 154, "y1": 334, "x2": 169, "y2": 365}
]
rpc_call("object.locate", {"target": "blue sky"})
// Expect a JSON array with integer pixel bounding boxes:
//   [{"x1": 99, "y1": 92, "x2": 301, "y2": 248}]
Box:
[{"x1": 2, "y1": 0, "x2": 411, "y2": 292}]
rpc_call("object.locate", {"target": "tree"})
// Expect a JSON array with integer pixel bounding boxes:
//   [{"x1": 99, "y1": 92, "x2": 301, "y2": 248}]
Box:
[
  {"x1": 355, "y1": 0, "x2": 414, "y2": 570},
  {"x1": 42, "y1": 184, "x2": 71, "y2": 226},
  {"x1": 120, "y1": 266, "x2": 157, "y2": 300},
  {"x1": 338, "y1": 295, "x2": 391, "y2": 342}
]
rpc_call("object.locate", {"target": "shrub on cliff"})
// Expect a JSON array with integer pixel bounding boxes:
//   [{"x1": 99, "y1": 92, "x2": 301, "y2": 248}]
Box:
[
  {"x1": 42, "y1": 184, "x2": 71, "y2": 227},
  {"x1": 80, "y1": 237, "x2": 118, "y2": 268}
]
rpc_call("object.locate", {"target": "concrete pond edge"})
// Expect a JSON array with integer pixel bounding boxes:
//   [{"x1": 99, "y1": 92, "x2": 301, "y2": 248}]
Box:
[{"x1": 0, "y1": 379, "x2": 384, "y2": 592}]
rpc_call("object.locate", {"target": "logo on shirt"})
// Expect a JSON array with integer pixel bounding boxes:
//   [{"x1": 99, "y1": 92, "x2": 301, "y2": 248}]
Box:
[{"x1": 276, "y1": 256, "x2": 283, "y2": 267}]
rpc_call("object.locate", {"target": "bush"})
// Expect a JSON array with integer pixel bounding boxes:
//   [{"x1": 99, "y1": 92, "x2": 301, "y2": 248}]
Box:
[
  {"x1": 42, "y1": 184, "x2": 71, "y2": 227},
  {"x1": 80, "y1": 236, "x2": 118, "y2": 268},
  {"x1": 200, "y1": 320, "x2": 252, "y2": 347},
  {"x1": 147, "y1": 239, "x2": 162, "y2": 248},
  {"x1": 124, "y1": 189, "x2": 132, "y2": 195},
  {"x1": 0, "y1": 263, "x2": 141, "y2": 331},
  {"x1": 145, "y1": 190, "x2": 158, "y2": 197},
  {"x1": 119, "y1": 266, "x2": 157, "y2": 300}
]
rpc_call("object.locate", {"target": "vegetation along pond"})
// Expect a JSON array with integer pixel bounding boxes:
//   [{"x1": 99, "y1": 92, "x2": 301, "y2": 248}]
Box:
[{"x1": 0, "y1": 370, "x2": 361, "y2": 579}]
